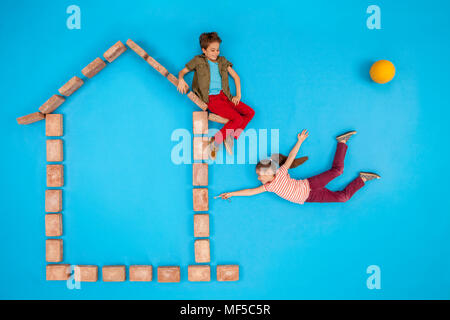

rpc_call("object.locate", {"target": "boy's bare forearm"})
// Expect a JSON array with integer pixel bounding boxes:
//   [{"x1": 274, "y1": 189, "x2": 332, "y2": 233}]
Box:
[
  {"x1": 234, "y1": 77, "x2": 241, "y2": 97},
  {"x1": 228, "y1": 67, "x2": 241, "y2": 97},
  {"x1": 178, "y1": 68, "x2": 189, "y2": 79}
]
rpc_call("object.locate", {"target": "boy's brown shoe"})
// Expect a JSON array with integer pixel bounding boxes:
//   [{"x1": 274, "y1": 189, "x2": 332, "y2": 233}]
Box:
[
  {"x1": 336, "y1": 130, "x2": 357, "y2": 143},
  {"x1": 224, "y1": 135, "x2": 234, "y2": 155},
  {"x1": 360, "y1": 172, "x2": 381, "y2": 181}
]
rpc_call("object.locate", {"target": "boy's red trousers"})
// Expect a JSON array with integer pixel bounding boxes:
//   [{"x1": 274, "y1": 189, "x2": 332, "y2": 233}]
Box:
[{"x1": 207, "y1": 90, "x2": 255, "y2": 144}]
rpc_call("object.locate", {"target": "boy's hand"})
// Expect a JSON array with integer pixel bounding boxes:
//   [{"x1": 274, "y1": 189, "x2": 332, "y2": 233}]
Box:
[
  {"x1": 177, "y1": 78, "x2": 189, "y2": 94},
  {"x1": 231, "y1": 95, "x2": 241, "y2": 105},
  {"x1": 297, "y1": 129, "x2": 309, "y2": 142}
]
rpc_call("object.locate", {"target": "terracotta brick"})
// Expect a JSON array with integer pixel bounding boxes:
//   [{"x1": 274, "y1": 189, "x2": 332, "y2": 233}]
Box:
[
  {"x1": 47, "y1": 139, "x2": 63, "y2": 162},
  {"x1": 47, "y1": 164, "x2": 64, "y2": 187},
  {"x1": 188, "y1": 265, "x2": 210, "y2": 282},
  {"x1": 38, "y1": 94, "x2": 65, "y2": 114},
  {"x1": 58, "y1": 76, "x2": 84, "y2": 96},
  {"x1": 157, "y1": 266, "x2": 180, "y2": 283},
  {"x1": 129, "y1": 265, "x2": 152, "y2": 282},
  {"x1": 46, "y1": 114, "x2": 63, "y2": 136},
  {"x1": 81, "y1": 57, "x2": 106, "y2": 78},
  {"x1": 208, "y1": 112, "x2": 229, "y2": 124},
  {"x1": 187, "y1": 91, "x2": 208, "y2": 110},
  {"x1": 167, "y1": 73, "x2": 179, "y2": 87},
  {"x1": 74, "y1": 265, "x2": 98, "y2": 282},
  {"x1": 193, "y1": 111, "x2": 208, "y2": 134},
  {"x1": 194, "y1": 239, "x2": 210, "y2": 263},
  {"x1": 193, "y1": 163, "x2": 208, "y2": 186},
  {"x1": 126, "y1": 39, "x2": 149, "y2": 59},
  {"x1": 193, "y1": 137, "x2": 209, "y2": 160},
  {"x1": 45, "y1": 189, "x2": 62, "y2": 212},
  {"x1": 46, "y1": 239, "x2": 63, "y2": 262},
  {"x1": 193, "y1": 188, "x2": 208, "y2": 212},
  {"x1": 46, "y1": 264, "x2": 71, "y2": 280},
  {"x1": 45, "y1": 213, "x2": 62, "y2": 236},
  {"x1": 103, "y1": 40, "x2": 127, "y2": 63},
  {"x1": 102, "y1": 265, "x2": 126, "y2": 282},
  {"x1": 17, "y1": 112, "x2": 45, "y2": 125},
  {"x1": 217, "y1": 265, "x2": 239, "y2": 281},
  {"x1": 145, "y1": 55, "x2": 169, "y2": 77},
  {"x1": 194, "y1": 214, "x2": 209, "y2": 237}
]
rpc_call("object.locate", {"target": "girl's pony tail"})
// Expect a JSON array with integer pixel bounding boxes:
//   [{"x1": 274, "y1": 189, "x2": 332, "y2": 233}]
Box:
[{"x1": 271, "y1": 153, "x2": 308, "y2": 168}]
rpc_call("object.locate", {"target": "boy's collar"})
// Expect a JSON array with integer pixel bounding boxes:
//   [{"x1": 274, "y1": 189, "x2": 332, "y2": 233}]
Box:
[{"x1": 200, "y1": 53, "x2": 219, "y2": 62}]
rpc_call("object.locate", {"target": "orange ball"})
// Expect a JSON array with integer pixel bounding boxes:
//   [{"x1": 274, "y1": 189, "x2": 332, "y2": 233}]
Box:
[{"x1": 370, "y1": 60, "x2": 396, "y2": 84}]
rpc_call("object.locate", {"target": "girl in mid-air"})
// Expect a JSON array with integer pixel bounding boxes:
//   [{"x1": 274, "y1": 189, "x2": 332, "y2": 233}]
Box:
[{"x1": 217, "y1": 130, "x2": 380, "y2": 204}]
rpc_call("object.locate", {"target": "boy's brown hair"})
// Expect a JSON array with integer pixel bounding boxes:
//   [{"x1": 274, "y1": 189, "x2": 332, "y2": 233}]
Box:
[{"x1": 199, "y1": 32, "x2": 222, "y2": 49}]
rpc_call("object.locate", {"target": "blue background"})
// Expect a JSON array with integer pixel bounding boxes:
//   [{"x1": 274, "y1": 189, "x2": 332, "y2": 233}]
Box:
[{"x1": 1, "y1": 0, "x2": 449, "y2": 299}]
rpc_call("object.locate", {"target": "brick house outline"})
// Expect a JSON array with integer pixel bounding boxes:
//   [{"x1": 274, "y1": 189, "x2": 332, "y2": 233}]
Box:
[{"x1": 17, "y1": 39, "x2": 240, "y2": 284}]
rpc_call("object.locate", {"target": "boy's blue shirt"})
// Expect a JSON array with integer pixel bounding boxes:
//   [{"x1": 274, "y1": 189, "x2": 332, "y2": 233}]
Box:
[{"x1": 207, "y1": 59, "x2": 222, "y2": 95}]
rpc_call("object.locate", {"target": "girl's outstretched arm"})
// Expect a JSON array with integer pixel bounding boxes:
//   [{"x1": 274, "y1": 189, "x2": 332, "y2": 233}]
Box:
[
  {"x1": 284, "y1": 129, "x2": 309, "y2": 169},
  {"x1": 218, "y1": 185, "x2": 266, "y2": 200}
]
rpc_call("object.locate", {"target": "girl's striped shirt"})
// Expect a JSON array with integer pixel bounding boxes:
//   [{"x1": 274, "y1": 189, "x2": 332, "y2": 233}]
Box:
[{"x1": 263, "y1": 164, "x2": 310, "y2": 204}]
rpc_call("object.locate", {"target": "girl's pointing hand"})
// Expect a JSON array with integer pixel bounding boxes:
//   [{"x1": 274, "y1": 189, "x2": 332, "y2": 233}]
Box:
[{"x1": 216, "y1": 193, "x2": 232, "y2": 200}]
